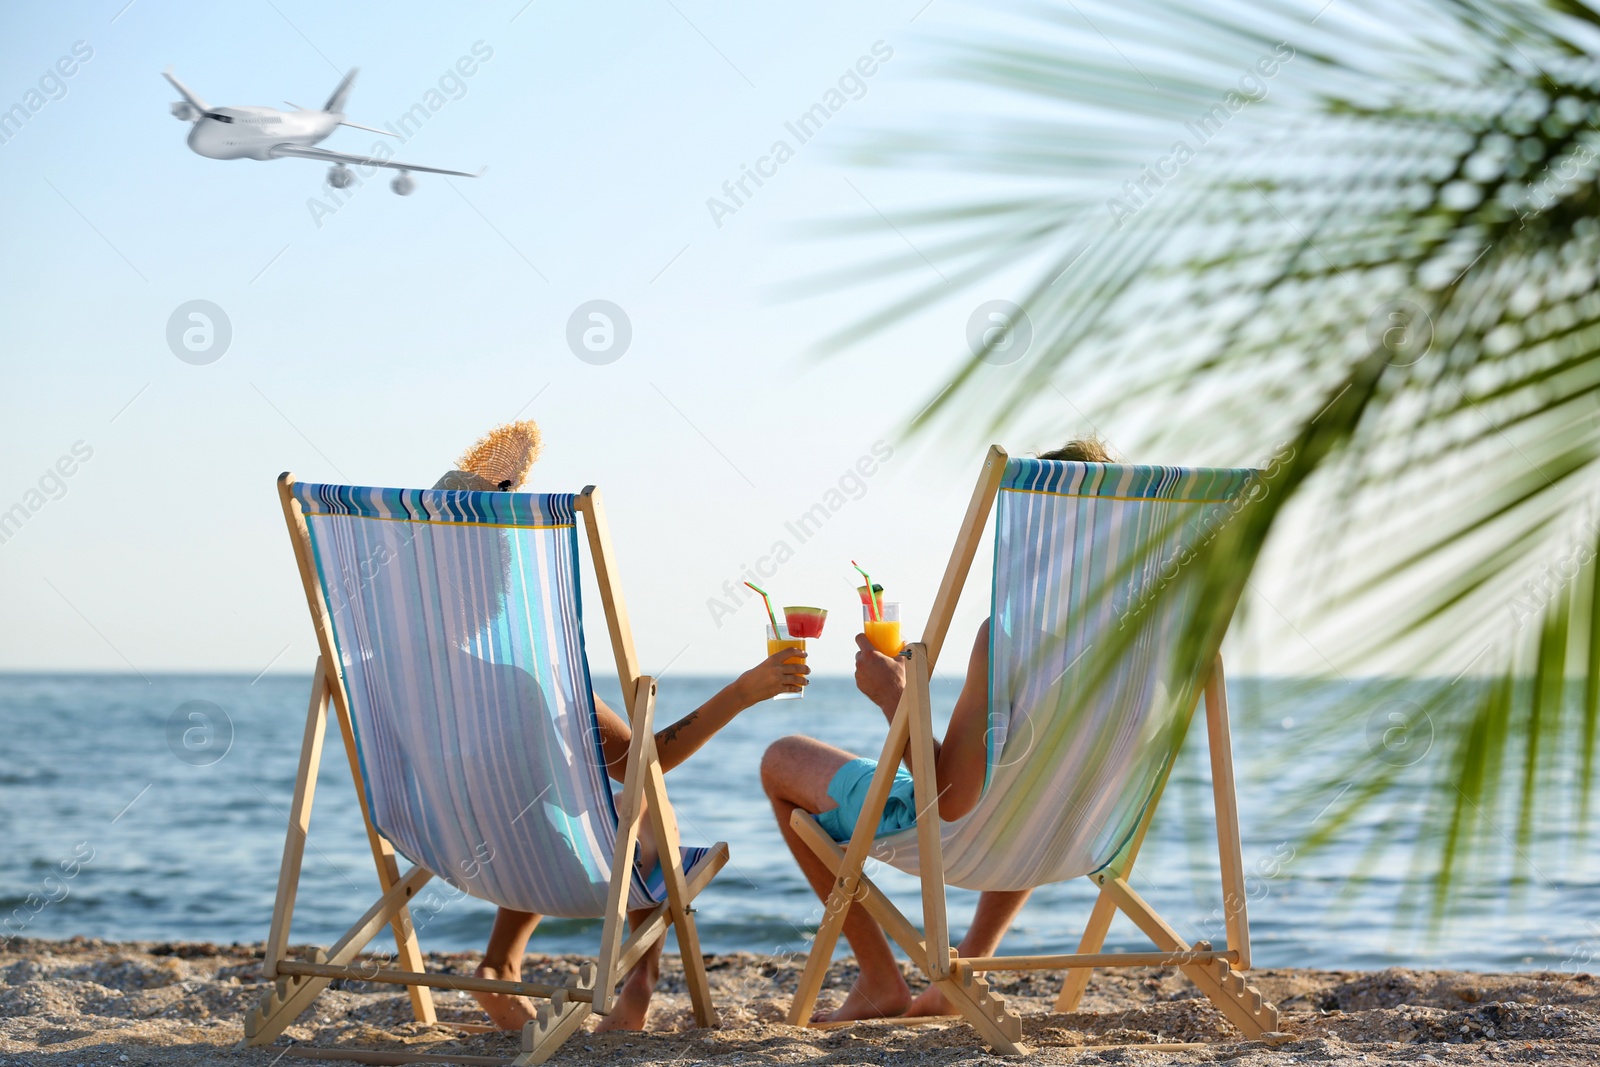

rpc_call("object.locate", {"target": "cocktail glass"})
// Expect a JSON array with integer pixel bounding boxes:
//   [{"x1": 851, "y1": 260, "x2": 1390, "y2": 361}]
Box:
[
  {"x1": 767, "y1": 622, "x2": 806, "y2": 700},
  {"x1": 862, "y1": 601, "x2": 903, "y2": 657}
]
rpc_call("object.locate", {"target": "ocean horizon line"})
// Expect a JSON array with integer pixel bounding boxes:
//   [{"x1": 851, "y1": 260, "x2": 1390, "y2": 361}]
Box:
[{"x1": 0, "y1": 669, "x2": 1505, "y2": 684}]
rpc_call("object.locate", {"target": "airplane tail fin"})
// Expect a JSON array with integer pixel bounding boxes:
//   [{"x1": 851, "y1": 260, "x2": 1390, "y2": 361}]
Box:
[{"x1": 324, "y1": 68, "x2": 358, "y2": 114}]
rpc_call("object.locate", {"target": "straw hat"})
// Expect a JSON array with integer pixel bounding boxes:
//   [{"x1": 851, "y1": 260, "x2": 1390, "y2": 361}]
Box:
[{"x1": 431, "y1": 420, "x2": 542, "y2": 492}]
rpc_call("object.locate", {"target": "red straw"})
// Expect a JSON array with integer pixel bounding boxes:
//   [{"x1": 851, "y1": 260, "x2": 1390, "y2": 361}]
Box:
[{"x1": 851, "y1": 561, "x2": 879, "y2": 622}]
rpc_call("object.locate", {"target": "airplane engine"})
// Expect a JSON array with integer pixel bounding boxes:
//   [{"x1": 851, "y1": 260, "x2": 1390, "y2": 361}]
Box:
[
  {"x1": 170, "y1": 101, "x2": 197, "y2": 122},
  {"x1": 327, "y1": 164, "x2": 355, "y2": 189},
  {"x1": 390, "y1": 171, "x2": 416, "y2": 196}
]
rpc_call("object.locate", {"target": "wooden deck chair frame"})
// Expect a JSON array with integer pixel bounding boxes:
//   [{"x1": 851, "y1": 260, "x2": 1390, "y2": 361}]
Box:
[
  {"x1": 242, "y1": 474, "x2": 729, "y2": 1065},
  {"x1": 784, "y1": 446, "x2": 1283, "y2": 1055}
]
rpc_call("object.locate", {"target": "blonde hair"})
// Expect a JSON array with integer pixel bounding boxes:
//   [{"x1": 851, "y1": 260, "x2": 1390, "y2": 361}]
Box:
[{"x1": 1039, "y1": 435, "x2": 1113, "y2": 462}]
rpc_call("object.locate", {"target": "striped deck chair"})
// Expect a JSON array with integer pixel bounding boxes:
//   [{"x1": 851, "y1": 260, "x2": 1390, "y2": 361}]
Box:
[
  {"x1": 244, "y1": 475, "x2": 729, "y2": 1065},
  {"x1": 786, "y1": 446, "x2": 1283, "y2": 1054}
]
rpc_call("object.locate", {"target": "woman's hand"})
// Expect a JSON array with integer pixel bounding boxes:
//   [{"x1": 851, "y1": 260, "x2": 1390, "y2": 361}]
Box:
[
  {"x1": 854, "y1": 633, "x2": 906, "y2": 713},
  {"x1": 736, "y1": 646, "x2": 809, "y2": 704}
]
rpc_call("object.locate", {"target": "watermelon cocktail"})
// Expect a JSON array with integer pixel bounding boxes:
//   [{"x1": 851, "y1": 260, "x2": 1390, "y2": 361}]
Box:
[{"x1": 783, "y1": 606, "x2": 827, "y2": 639}]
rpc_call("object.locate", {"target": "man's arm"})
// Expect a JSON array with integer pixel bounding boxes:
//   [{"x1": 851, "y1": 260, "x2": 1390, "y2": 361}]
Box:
[
  {"x1": 935, "y1": 620, "x2": 991, "y2": 821},
  {"x1": 853, "y1": 620, "x2": 991, "y2": 822}
]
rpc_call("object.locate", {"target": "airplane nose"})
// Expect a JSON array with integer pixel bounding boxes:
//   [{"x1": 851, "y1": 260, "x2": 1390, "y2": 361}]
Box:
[{"x1": 187, "y1": 120, "x2": 224, "y2": 159}]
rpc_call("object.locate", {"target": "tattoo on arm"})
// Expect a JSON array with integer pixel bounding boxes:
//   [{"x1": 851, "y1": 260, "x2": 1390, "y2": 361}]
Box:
[{"x1": 657, "y1": 710, "x2": 700, "y2": 749}]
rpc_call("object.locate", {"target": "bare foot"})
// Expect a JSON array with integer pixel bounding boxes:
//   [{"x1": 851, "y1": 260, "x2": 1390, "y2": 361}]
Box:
[
  {"x1": 472, "y1": 961, "x2": 536, "y2": 1031},
  {"x1": 592, "y1": 969, "x2": 654, "y2": 1032},
  {"x1": 904, "y1": 983, "x2": 956, "y2": 1017},
  {"x1": 812, "y1": 975, "x2": 912, "y2": 1023}
]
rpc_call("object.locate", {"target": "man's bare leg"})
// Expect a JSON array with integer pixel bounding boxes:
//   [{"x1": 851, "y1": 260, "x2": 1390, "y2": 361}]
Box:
[
  {"x1": 475, "y1": 908, "x2": 542, "y2": 1030},
  {"x1": 905, "y1": 889, "x2": 1031, "y2": 1016},
  {"x1": 762, "y1": 735, "x2": 912, "y2": 1023}
]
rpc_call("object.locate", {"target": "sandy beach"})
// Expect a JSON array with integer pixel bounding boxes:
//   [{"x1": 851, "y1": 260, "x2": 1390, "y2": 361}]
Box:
[{"x1": 0, "y1": 938, "x2": 1593, "y2": 1065}]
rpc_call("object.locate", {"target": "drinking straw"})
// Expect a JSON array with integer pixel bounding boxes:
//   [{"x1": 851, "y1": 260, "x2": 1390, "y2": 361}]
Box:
[
  {"x1": 851, "y1": 561, "x2": 879, "y2": 621},
  {"x1": 744, "y1": 581, "x2": 781, "y2": 637}
]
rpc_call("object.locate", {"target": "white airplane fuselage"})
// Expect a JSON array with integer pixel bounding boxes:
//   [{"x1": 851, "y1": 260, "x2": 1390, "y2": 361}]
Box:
[
  {"x1": 165, "y1": 68, "x2": 479, "y2": 190},
  {"x1": 186, "y1": 105, "x2": 340, "y2": 161}
]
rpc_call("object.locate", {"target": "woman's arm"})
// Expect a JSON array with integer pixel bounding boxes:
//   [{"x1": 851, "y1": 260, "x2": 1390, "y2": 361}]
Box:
[
  {"x1": 592, "y1": 646, "x2": 809, "y2": 780},
  {"x1": 852, "y1": 620, "x2": 991, "y2": 821},
  {"x1": 650, "y1": 645, "x2": 808, "y2": 771}
]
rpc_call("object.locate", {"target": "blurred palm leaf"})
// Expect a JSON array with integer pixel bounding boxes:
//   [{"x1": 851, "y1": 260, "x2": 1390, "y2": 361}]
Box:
[{"x1": 821, "y1": 0, "x2": 1600, "y2": 920}]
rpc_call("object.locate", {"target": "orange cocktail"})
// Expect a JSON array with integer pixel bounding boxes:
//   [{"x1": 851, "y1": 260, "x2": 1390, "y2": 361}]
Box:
[
  {"x1": 767, "y1": 623, "x2": 806, "y2": 700},
  {"x1": 862, "y1": 600, "x2": 903, "y2": 657}
]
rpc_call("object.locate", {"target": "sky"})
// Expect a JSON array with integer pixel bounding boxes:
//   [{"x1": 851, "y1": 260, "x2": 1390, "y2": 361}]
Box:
[{"x1": 0, "y1": 0, "x2": 1325, "y2": 681}]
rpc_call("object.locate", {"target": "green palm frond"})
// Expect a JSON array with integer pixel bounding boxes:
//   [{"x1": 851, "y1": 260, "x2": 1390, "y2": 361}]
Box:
[{"x1": 822, "y1": 0, "x2": 1600, "y2": 920}]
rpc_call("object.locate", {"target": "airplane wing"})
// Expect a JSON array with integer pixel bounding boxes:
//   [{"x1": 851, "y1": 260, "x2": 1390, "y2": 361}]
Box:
[
  {"x1": 268, "y1": 142, "x2": 482, "y2": 177},
  {"x1": 163, "y1": 68, "x2": 209, "y2": 112},
  {"x1": 337, "y1": 119, "x2": 400, "y2": 138}
]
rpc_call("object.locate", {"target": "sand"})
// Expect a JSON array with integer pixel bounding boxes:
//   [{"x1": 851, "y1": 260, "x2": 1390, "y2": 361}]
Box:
[{"x1": 0, "y1": 937, "x2": 1594, "y2": 1065}]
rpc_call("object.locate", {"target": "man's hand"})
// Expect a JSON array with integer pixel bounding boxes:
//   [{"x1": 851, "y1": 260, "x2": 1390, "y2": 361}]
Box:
[{"x1": 854, "y1": 633, "x2": 906, "y2": 713}]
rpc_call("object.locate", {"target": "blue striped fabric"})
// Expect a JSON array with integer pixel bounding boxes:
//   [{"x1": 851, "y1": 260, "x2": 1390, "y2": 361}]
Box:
[
  {"x1": 870, "y1": 459, "x2": 1258, "y2": 891},
  {"x1": 295, "y1": 481, "x2": 579, "y2": 529},
  {"x1": 291, "y1": 481, "x2": 709, "y2": 918}
]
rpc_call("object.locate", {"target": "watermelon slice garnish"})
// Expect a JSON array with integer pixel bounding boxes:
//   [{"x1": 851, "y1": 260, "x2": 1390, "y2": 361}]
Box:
[
  {"x1": 856, "y1": 584, "x2": 884, "y2": 607},
  {"x1": 784, "y1": 606, "x2": 828, "y2": 638}
]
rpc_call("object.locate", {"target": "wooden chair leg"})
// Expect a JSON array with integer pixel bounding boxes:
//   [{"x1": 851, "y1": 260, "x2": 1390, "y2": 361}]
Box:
[
  {"x1": 1053, "y1": 881, "x2": 1117, "y2": 1011},
  {"x1": 791, "y1": 810, "x2": 927, "y2": 962},
  {"x1": 262, "y1": 660, "x2": 331, "y2": 980},
  {"x1": 242, "y1": 866, "x2": 434, "y2": 1047},
  {"x1": 642, "y1": 740, "x2": 717, "y2": 1028},
  {"x1": 786, "y1": 697, "x2": 916, "y2": 1025},
  {"x1": 594, "y1": 678, "x2": 656, "y2": 1016},
  {"x1": 1204, "y1": 656, "x2": 1252, "y2": 969},
  {"x1": 786, "y1": 806, "x2": 889, "y2": 1025},
  {"x1": 785, "y1": 860, "x2": 854, "y2": 1025},
  {"x1": 1055, "y1": 660, "x2": 1222, "y2": 1013},
  {"x1": 1101, "y1": 875, "x2": 1280, "y2": 1038},
  {"x1": 513, "y1": 969, "x2": 598, "y2": 1066},
  {"x1": 790, "y1": 811, "x2": 1026, "y2": 1055},
  {"x1": 673, "y1": 900, "x2": 716, "y2": 1028},
  {"x1": 905, "y1": 644, "x2": 951, "y2": 980},
  {"x1": 321, "y1": 686, "x2": 434, "y2": 1024},
  {"x1": 935, "y1": 971, "x2": 1027, "y2": 1055}
]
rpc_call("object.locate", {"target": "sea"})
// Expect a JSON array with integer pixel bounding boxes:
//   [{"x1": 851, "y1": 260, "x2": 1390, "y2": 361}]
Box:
[{"x1": 0, "y1": 673, "x2": 1589, "y2": 972}]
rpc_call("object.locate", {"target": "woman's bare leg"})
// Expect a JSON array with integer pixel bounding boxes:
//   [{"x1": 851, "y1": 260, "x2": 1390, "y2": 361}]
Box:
[
  {"x1": 475, "y1": 908, "x2": 542, "y2": 1030},
  {"x1": 761, "y1": 734, "x2": 912, "y2": 1022},
  {"x1": 594, "y1": 792, "x2": 672, "y2": 1032},
  {"x1": 591, "y1": 906, "x2": 662, "y2": 1032},
  {"x1": 905, "y1": 889, "x2": 1032, "y2": 1016}
]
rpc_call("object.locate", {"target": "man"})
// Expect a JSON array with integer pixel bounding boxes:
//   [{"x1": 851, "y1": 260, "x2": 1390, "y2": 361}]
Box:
[{"x1": 761, "y1": 438, "x2": 1111, "y2": 1020}]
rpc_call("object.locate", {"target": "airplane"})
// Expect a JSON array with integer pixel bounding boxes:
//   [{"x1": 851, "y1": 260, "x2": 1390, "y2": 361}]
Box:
[{"x1": 163, "y1": 68, "x2": 482, "y2": 195}]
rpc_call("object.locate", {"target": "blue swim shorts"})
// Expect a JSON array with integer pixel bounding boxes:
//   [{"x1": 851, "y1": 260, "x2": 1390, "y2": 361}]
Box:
[{"x1": 814, "y1": 757, "x2": 919, "y2": 843}]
